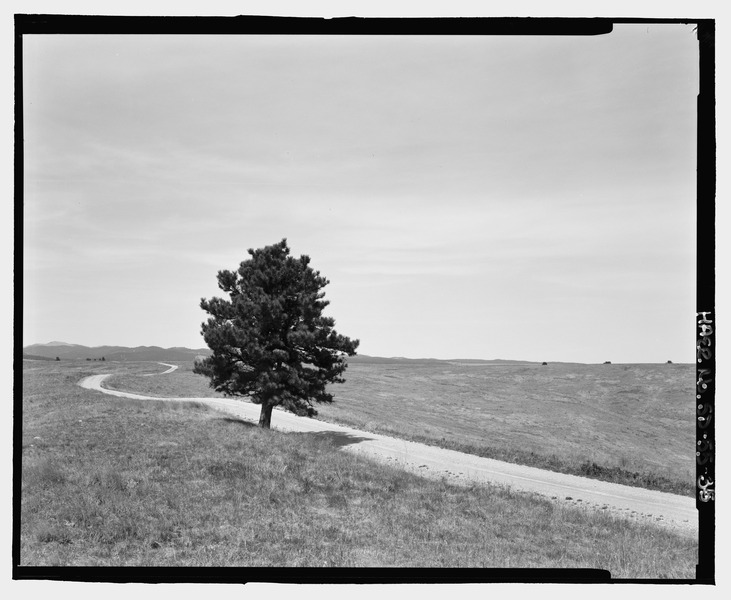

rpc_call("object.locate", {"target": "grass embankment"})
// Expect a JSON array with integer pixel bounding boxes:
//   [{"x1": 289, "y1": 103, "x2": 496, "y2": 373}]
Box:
[
  {"x1": 105, "y1": 361, "x2": 695, "y2": 497},
  {"x1": 21, "y1": 363, "x2": 696, "y2": 575},
  {"x1": 320, "y1": 362, "x2": 696, "y2": 497}
]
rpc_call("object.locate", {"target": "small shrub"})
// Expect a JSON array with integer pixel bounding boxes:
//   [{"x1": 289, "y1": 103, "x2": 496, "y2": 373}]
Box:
[
  {"x1": 86, "y1": 467, "x2": 127, "y2": 492},
  {"x1": 207, "y1": 460, "x2": 251, "y2": 480},
  {"x1": 35, "y1": 524, "x2": 71, "y2": 545}
]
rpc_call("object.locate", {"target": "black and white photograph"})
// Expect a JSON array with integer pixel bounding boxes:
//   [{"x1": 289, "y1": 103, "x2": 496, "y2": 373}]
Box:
[{"x1": 15, "y1": 11, "x2": 714, "y2": 585}]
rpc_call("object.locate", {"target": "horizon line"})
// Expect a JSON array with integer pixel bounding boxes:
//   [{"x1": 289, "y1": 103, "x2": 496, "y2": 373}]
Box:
[{"x1": 22, "y1": 341, "x2": 691, "y2": 365}]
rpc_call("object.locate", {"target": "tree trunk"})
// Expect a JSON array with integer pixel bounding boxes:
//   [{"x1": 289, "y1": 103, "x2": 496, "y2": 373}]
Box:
[{"x1": 259, "y1": 401, "x2": 274, "y2": 429}]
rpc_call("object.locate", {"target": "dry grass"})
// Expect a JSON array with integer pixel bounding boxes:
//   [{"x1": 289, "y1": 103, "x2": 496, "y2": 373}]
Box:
[
  {"x1": 20, "y1": 362, "x2": 697, "y2": 576},
  {"x1": 104, "y1": 360, "x2": 695, "y2": 495},
  {"x1": 105, "y1": 361, "x2": 219, "y2": 398},
  {"x1": 319, "y1": 362, "x2": 695, "y2": 495}
]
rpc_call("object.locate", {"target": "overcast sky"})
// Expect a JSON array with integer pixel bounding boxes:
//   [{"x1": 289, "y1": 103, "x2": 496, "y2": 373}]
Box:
[{"x1": 22, "y1": 24, "x2": 699, "y2": 363}]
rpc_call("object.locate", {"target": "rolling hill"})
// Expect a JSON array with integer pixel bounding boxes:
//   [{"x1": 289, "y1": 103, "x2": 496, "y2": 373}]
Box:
[
  {"x1": 22, "y1": 342, "x2": 212, "y2": 362},
  {"x1": 23, "y1": 342, "x2": 545, "y2": 365},
  {"x1": 346, "y1": 355, "x2": 540, "y2": 366}
]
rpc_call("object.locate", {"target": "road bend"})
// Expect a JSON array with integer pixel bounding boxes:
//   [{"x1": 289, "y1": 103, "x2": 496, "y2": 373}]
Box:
[
  {"x1": 142, "y1": 363, "x2": 179, "y2": 376},
  {"x1": 78, "y1": 373, "x2": 697, "y2": 538}
]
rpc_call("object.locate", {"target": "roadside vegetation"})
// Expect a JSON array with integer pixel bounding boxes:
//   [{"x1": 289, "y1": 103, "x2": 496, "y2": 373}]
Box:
[
  {"x1": 321, "y1": 362, "x2": 695, "y2": 497},
  {"x1": 104, "y1": 360, "x2": 695, "y2": 496},
  {"x1": 21, "y1": 362, "x2": 697, "y2": 575}
]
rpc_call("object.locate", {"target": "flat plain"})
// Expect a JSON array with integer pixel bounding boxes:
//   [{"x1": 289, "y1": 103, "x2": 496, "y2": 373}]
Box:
[{"x1": 20, "y1": 360, "x2": 698, "y2": 575}]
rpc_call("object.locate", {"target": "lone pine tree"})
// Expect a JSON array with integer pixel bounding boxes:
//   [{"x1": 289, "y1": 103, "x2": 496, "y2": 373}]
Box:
[{"x1": 194, "y1": 239, "x2": 359, "y2": 428}]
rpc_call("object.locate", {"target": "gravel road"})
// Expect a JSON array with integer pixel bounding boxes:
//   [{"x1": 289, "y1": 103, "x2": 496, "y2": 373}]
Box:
[
  {"x1": 142, "y1": 363, "x2": 179, "y2": 376},
  {"x1": 78, "y1": 373, "x2": 698, "y2": 538}
]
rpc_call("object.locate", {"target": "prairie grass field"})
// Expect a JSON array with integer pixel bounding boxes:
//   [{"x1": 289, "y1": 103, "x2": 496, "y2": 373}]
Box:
[
  {"x1": 105, "y1": 361, "x2": 219, "y2": 398},
  {"x1": 105, "y1": 359, "x2": 695, "y2": 496},
  {"x1": 20, "y1": 361, "x2": 697, "y2": 575},
  {"x1": 323, "y1": 361, "x2": 696, "y2": 496}
]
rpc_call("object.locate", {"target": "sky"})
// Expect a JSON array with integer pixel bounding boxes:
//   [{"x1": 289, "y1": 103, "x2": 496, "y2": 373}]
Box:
[{"x1": 21, "y1": 24, "x2": 699, "y2": 363}]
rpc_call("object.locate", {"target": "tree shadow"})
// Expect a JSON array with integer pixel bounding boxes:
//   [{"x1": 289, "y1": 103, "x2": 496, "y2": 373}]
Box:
[
  {"x1": 300, "y1": 430, "x2": 375, "y2": 448},
  {"x1": 214, "y1": 417, "x2": 257, "y2": 429},
  {"x1": 212, "y1": 418, "x2": 372, "y2": 448}
]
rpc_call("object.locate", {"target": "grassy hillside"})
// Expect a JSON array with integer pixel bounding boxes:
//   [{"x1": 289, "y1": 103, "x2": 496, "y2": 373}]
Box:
[
  {"x1": 22, "y1": 354, "x2": 58, "y2": 362},
  {"x1": 22, "y1": 343, "x2": 211, "y2": 362},
  {"x1": 20, "y1": 362, "x2": 697, "y2": 575},
  {"x1": 105, "y1": 361, "x2": 220, "y2": 397},
  {"x1": 319, "y1": 362, "x2": 695, "y2": 495},
  {"x1": 104, "y1": 360, "x2": 695, "y2": 496}
]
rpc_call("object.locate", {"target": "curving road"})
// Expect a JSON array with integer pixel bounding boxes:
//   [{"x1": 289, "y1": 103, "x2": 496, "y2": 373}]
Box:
[
  {"x1": 142, "y1": 363, "x2": 179, "y2": 376},
  {"x1": 78, "y1": 373, "x2": 698, "y2": 538}
]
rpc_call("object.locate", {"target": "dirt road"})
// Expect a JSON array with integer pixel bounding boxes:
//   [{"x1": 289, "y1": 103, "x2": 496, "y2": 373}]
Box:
[
  {"x1": 142, "y1": 363, "x2": 179, "y2": 376},
  {"x1": 78, "y1": 373, "x2": 698, "y2": 538}
]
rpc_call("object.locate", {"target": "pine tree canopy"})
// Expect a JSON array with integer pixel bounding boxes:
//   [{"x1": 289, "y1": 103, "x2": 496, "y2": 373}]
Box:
[{"x1": 194, "y1": 239, "x2": 359, "y2": 428}]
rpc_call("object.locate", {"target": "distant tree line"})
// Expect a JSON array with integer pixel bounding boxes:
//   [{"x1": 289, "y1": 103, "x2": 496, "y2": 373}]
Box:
[{"x1": 85, "y1": 357, "x2": 106, "y2": 361}]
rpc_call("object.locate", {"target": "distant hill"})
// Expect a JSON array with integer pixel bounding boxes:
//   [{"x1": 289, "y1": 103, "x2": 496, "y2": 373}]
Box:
[
  {"x1": 346, "y1": 355, "x2": 442, "y2": 365},
  {"x1": 22, "y1": 353, "x2": 58, "y2": 361},
  {"x1": 347, "y1": 355, "x2": 539, "y2": 366},
  {"x1": 22, "y1": 343, "x2": 212, "y2": 362},
  {"x1": 22, "y1": 344, "x2": 546, "y2": 365}
]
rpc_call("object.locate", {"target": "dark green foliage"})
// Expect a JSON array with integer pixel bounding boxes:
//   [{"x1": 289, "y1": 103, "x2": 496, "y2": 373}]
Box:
[
  {"x1": 577, "y1": 461, "x2": 687, "y2": 495},
  {"x1": 195, "y1": 239, "x2": 359, "y2": 427}
]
